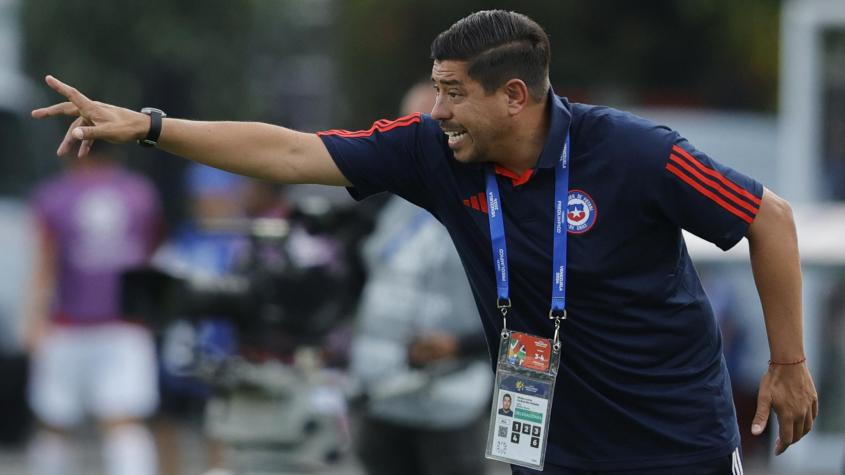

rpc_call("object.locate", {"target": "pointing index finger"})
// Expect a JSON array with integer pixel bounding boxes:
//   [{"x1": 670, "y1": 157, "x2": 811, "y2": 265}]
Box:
[
  {"x1": 45, "y1": 75, "x2": 93, "y2": 113},
  {"x1": 32, "y1": 102, "x2": 80, "y2": 119}
]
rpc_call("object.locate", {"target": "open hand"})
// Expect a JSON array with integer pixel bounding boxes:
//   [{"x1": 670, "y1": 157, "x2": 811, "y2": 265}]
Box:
[
  {"x1": 751, "y1": 362, "x2": 818, "y2": 455},
  {"x1": 31, "y1": 75, "x2": 149, "y2": 157}
]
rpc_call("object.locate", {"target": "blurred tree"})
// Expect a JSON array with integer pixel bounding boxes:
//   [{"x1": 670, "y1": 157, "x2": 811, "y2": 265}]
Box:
[
  {"x1": 22, "y1": 0, "x2": 336, "y2": 224},
  {"x1": 23, "y1": 0, "x2": 258, "y2": 119},
  {"x1": 334, "y1": 0, "x2": 781, "y2": 126},
  {"x1": 22, "y1": 0, "x2": 781, "y2": 206},
  {"x1": 23, "y1": 0, "x2": 252, "y2": 223}
]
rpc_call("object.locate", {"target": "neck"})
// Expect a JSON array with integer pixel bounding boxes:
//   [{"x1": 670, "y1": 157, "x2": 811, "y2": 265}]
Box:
[{"x1": 493, "y1": 98, "x2": 550, "y2": 175}]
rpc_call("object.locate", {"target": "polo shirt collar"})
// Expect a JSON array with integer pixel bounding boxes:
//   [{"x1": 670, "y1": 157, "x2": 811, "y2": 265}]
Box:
[{"x1": 535, "y1": 88, "x2": 572, "y2": 170}]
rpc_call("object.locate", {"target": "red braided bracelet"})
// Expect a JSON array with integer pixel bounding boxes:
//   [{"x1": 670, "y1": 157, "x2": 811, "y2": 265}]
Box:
[{"x1": 768, "y1": 357, "x2": 806, "y2": 366}]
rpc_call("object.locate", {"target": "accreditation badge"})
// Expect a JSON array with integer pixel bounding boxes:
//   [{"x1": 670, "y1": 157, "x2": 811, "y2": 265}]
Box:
[{"x1": 485, "y1": 330, "x2": 560, "y2": 470}]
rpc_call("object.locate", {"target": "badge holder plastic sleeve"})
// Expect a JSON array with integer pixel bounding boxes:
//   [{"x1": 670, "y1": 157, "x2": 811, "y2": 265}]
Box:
[{"x1": 485, "y1": 330, "x2": 561, "y2": 471}]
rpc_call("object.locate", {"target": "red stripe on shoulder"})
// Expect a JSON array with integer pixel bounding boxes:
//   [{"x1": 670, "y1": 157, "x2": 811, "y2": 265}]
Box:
[
  {"x1": 668, "y1": 154, "x2": 759, "y2": 216},
  {"x1": 671, "y1": 145, "x2": 761, "y2": 205},
  {"x1": 666, "y1": 163, "x2": 754, "y2": 223},
  {"x1": 317, "y1": 113, "x2": 422, "y2": 138}
]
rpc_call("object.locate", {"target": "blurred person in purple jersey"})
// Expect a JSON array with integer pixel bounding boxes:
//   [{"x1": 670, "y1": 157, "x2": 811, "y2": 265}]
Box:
[{"x1": 24, "y1": 142, "x2": 163, "y2": 475}]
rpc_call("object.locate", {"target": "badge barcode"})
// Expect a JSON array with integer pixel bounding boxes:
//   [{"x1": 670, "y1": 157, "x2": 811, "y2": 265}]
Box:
[{"x1": 498, "y1": 425, "x2": 508, "y2": 438}]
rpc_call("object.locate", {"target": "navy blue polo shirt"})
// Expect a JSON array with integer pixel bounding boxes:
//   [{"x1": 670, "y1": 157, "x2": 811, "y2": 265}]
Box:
[{"x1": 318, "y1": 92, "x2": 763, "y2": 470}]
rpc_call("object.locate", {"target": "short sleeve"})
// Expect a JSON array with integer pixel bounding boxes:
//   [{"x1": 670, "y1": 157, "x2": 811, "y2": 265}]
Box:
[
  {"x1": 318, "y1": 113, "x2": 433, "y2": 208},
  {"x1": 653, "y1": 136, "x2": 764, "y2": 250}
]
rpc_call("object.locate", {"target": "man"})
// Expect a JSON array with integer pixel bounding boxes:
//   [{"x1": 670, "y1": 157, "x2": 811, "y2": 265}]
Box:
[
  {"x1": 499, "y1": 394, "x2": 514, "y2": 417},
  {"x1": 33, "y1": 10, "x2": 817, "y2": 475},
  {"x1": 25, "y1": 142, "x2": 161, "y2": 475}
]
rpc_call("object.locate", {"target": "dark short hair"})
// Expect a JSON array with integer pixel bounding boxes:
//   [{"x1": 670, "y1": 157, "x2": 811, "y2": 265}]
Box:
[
  {"x1": 503, "y1": 393, "x2": 512, "y2": 401},
  {"x1": 430, "y1": 10, "x2": 550, "y2": 101}
]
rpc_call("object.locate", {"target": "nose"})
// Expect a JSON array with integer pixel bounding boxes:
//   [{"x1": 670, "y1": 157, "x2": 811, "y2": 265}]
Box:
[{"x1": 430, "y1": 93, "x2": 451, "y2": 121}]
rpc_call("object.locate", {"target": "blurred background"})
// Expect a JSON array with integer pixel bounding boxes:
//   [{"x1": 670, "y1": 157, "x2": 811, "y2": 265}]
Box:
[{"x1": 0, "y1": 0, "x2": 843, "y2": 474}]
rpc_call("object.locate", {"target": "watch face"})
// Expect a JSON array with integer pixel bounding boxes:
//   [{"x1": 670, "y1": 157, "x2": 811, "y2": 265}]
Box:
[{"x1": 140, "y1": 107, "x2": 166, "y2": 117}]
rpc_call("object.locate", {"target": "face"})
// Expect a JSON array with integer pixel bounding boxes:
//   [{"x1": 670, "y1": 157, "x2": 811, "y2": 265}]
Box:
[
  {"x1": 503, "y1": 395, "x2": 511, "y2": 410},
  {"x1": 431, "y1": 60, "x2": 511, "y2": 164}
]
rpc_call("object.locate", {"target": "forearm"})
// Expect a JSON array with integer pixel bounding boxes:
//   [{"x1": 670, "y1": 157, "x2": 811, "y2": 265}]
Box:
[
  {"x1": 31, "y1": 76, "x2": 350, "y2": 186},
  {"x1": 158, "y1": 119, "x2": 349, "y2": 185},
  {"x1": 746, "y1": 190, "x2": 818, "y2": 452},
  {"x1": 747, "y1": 188, "x2": 804, "y2": 361}
]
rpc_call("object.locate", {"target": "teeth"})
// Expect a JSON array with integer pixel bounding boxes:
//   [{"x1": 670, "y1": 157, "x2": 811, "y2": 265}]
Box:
[{"x1": 446, "y1": 131, "x2": 466, "y2": 138}]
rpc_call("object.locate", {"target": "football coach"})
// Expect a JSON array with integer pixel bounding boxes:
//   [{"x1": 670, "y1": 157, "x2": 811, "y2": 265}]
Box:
[{"x1": 33, "y1": 10, "x2": 817, "y2": 475}]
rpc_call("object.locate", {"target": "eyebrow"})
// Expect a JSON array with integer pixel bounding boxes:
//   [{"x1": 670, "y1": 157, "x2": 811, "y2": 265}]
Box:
[{"x1": 432, "y1": 78, "x2": 463, "y2": 86}]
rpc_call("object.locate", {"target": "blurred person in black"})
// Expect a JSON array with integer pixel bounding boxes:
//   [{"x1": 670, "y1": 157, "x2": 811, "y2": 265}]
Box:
[
  {"x1": 349, "y1": 81, "x2": 491, "y2": 475},
  {"x1": 150, "y1": 164, "x2": 243, "y2": 475},
  {"x1": 25, "y1": 142, "x2": 162, "y2": 475},
  {"x1": 149, "y1": 169, "x2": 354, "y2": 474},
  {"x1": 33, "y1": 10, "x2": 818, "y2": 475}
]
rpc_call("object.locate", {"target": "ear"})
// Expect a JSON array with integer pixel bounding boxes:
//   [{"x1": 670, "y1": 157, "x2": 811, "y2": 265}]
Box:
[{"x1": 503, "y1": 79, "x2": 530, "y2": 115}]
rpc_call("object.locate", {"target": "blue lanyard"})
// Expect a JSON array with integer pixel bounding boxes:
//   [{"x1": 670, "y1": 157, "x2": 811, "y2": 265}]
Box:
[{"x1": 485, "y1": 131, "x2": 571, "y2": 321}]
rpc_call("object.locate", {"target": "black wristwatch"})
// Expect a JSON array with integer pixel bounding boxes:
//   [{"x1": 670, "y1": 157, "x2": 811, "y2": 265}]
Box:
[{"x1": 138, "y1": 107, "x2": 167, "y2": 147}]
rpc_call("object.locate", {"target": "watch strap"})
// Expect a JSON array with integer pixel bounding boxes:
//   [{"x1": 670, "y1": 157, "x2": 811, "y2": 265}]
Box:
[{"x1": 138, "y1": 107, "x2": 166, "y2": 147}]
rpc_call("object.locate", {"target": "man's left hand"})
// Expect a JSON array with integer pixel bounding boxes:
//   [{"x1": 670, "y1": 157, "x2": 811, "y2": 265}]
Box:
[{"x1": 751, "y1": 362, "x2": 818, "y2": 455}]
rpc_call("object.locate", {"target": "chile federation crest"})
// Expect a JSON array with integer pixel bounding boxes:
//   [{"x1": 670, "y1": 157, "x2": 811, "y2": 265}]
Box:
[{"x1": 566, "y1": 190, "x2": 597, "y2": 234}]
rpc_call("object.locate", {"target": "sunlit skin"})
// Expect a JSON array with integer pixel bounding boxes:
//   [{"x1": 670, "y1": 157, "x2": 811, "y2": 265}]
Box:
[{"x1": 430, "y1": 60, "x2": 550, "y2": 175}]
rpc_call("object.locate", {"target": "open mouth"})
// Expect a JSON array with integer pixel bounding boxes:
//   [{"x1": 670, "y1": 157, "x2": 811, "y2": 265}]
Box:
[{"x1": 444, "y1": 129, "x2": 469, "y2": 147}]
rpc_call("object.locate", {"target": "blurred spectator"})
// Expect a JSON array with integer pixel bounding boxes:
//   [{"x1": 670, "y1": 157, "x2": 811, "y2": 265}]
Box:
[
  {"x1": 24, "y1": 143, "x2": 162, "y2": 475},
  {"x1": 152, "y1": 169, "x2": 353, "y2": 474},
  {"x1": 150, "y1": 163, "x2": 244, "y2": 475},
  {"x1": 235, "y1": 178, "x2": 348, "y2": 356},
  {"x1": 0, "y1": 198, "x2": 35, "y2": 446},
  {"x1": 349, "y1": 82, "x2": 492, "y2": 475},
  {"x1": 205, "y1": 177, "x2": 355, "y2": 471}
]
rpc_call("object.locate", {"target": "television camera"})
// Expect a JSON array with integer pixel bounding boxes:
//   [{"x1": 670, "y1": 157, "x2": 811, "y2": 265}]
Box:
[{"x1": 121, "y1": 201, "x2": 373, "y2": 474}]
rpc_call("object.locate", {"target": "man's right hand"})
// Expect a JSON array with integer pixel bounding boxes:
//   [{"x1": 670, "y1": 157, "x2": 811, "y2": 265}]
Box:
[{"x1": 32, "y1": 75, "x2": 150, "y2": 158}]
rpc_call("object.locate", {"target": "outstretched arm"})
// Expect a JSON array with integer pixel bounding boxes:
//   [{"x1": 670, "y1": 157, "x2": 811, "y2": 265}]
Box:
[
  {"x1": 746, "y1": 187, "x2": 818, "y2": 455},
  {"x1": 31, "y1": 75, "x2": 351, "y2": 186}
]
